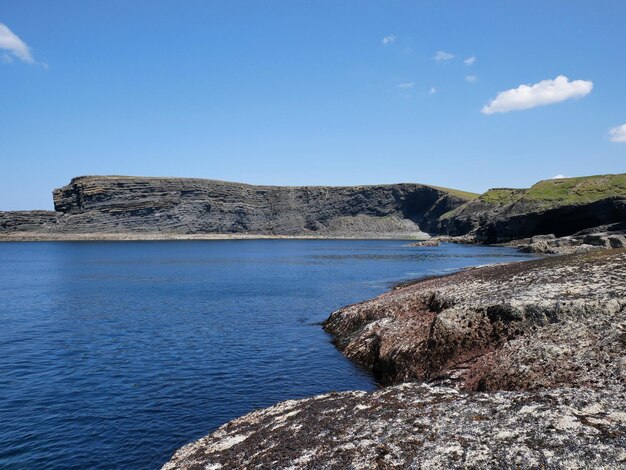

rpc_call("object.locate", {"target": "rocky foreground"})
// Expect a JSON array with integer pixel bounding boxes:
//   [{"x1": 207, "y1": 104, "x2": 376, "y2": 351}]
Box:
[
  {"x1": 325, "y1": 249, "x2": 625, "y2": 391},
  {"x1": 163, "y1": 384, "x2": 625, "y2": 469},
  {"x1": 163, "y1": 249, "x2": 626, "y2": 469}
]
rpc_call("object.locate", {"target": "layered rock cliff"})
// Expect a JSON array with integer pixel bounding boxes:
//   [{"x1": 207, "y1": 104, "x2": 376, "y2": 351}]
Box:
[
  {"x1": 0, "y1": 176, "x2": 473, "y2": 239},
  {"x1": 3, "y1": 173, "x2": 625, "y2": 242},
  {"x1": 440, "y1": 174, "x2": 626, "y2": 242}
]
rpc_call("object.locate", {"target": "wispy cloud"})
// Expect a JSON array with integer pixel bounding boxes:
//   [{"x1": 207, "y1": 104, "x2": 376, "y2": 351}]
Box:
[
  {"x1": 609, "y1": 124, "x2": 626, "y2": 143},
  {"x1": 550, "y1": 174, "x2": 569, "y2": 179},
  {"x1": 396, "y1": 82, "x2": 414, "y2": 89},
  {"x1": 0, "y1": 23, "x2": 34, "y2": 64},
  {"x1": 433, "y1": 51, "x2": 454, "y2": 62},
  {"x1": 464, "y1": 56, "x2": 476, "y2": 66},
  {"x1": 428, "y1": 86, "x2": 437, "y2": 95},
  {"x1": 465, "y1": 75, "x2": 477, "y2": 83},
  {"x1": 481, "y1": 75, "x2": 593, "y2": 115},
  {"x1": 382, "y1": 35, "x2": 396, "y2": 45}
]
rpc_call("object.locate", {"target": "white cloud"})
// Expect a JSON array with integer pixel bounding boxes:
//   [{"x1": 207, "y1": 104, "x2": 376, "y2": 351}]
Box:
[
  {"x1": 481, "y1": 75, "x2": 593, "y2": 115},
  {"x1": 550, "y1": 174, "x2": 569, "y2": 179},
  {"x1": 0, "y1": 23, "x2": 34, "y2": 63},
  {"x1": 465, "y1": 75, "x2": 477, "y2": 83},
  {"x1": 609, "y1": 124, "x2": 626, "y2": 143},
  {"x1": 428, "y1": 86, "x2": 437, "y2": 95},
  {"x1": 433, "y1": 51, "x2": 454, "y2": 62},
  {"x1": 464, "y1": 56, "x2": 476, "y2": 66},
  {"x1": 396, "y1": 82, "x2": 414, "y2": 89},
  {"x1": 382, "y1": 35, "x2": 396, "y2": 45}
]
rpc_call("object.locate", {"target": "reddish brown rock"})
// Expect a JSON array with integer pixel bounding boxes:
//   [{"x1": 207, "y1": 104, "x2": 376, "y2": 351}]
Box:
[{"x1": 324, "y1": 249, "x2": 626, "y2": 391}]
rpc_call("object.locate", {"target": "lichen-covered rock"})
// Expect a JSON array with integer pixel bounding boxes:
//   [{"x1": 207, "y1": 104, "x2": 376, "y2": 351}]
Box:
[
  {"x1": 324, "y1": 249, "x2": 626, "y2": 390},
  {"x1": 162, "y1": 383, "x2": 626, "y2": 469}
]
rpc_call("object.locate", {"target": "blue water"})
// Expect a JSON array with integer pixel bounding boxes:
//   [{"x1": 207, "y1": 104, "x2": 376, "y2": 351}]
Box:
[{"x1": 0, "y1": 240, "x2": 533, "y2": 469}]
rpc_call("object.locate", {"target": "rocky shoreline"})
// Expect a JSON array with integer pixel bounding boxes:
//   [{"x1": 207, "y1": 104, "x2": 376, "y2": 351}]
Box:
[{"x1": 163, "y1": 248, "x2": 626, "y2": 469}]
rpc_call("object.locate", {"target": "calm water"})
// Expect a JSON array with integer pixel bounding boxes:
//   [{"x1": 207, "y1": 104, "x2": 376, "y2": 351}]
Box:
[{"x1": 0, "y1": 240, "x2": 532, "y2": 469}]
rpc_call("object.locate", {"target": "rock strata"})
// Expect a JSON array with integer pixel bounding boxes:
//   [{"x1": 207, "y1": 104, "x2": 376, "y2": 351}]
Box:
[
  {"x1": 1, "y1": 176, "x2": 471, "y2": 239},
  {"x1": 439, "y1": 174, "x2": 626, "y2": 243}
]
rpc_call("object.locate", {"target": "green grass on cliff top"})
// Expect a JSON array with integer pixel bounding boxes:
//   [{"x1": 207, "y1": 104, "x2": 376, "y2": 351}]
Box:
[
  {"x1": 480, "y1": 173, "x2": 626, "y2": 206},
  {"x1": 428, "y1": 185, "x2": 480, "y2": 200}
]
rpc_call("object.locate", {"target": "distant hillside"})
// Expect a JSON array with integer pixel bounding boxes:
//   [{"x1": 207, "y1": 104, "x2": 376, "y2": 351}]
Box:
[
  {"x1": 479, "y1": 174, "x2": 626, "y2": 207},
  {"x1": 440, "y1": 173, "x2": 626, "y2": 242}
]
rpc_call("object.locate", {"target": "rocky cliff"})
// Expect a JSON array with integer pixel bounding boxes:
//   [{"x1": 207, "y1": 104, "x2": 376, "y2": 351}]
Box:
[
  {"x1": 0, "y1": 176, "x2": 473, "y2": 239},
  {"x1": 3, "y1": 173, "x2": 625, "y2": 242},
  {"x1": 440, "y1": 174, "x2": 626, "y2": 242}
]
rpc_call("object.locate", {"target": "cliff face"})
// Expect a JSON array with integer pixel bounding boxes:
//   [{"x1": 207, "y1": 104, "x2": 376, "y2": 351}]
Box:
[
  {"x1": 0, "y1": 176, "x2": 472, "y2": 238},
  {"x1": 5, "y1": 173, "x2": 624, "y2": 241},
  {"x1": 440, "y1": 174, "x2": 626, "y2": 242},
  {"x1": 440, "y1": 196, "x2": 626, "y2": 242}
]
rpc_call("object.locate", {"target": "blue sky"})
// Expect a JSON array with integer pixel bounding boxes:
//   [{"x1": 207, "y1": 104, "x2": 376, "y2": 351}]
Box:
[{"x1": 1, "y1": 0, "x2": 625, "y2": 210}]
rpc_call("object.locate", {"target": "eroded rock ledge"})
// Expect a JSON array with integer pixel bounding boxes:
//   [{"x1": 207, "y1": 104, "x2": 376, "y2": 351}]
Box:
[{"x1": 164, "y1": 250, "x2": 626, "y2": 469}]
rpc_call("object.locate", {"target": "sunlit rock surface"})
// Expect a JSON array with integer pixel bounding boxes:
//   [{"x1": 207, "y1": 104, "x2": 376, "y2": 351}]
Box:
[
  {"x1": 325, "y1": 249, "x2": 626, "y2": 390},
  {"x1": 163, "y1": 384, "x2": 626, "y2": 469}
]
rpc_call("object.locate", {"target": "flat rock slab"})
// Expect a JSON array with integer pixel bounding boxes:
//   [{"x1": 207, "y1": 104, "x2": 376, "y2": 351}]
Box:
[{"x1": 162, "y1": 383, "x2": 626, "y2": 469}]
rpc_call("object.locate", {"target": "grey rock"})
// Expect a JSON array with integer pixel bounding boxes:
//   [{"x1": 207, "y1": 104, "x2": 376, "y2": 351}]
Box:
[
  {"x1": 583, "y1": 233, "x2": 613, "y2": 247},
  {"x1": 1, "y1": 176, "x2": 471, "y2": 239},
  {"x1": 162, "y1": 384, "x2": 626, "y2": 469},
  {"x1": 608, "y1": 234, "x2": 626, "y2": 248},
  {"x1": 530, "y1": 234, "x2": 556, "y2": 243},
  {"x1": 407, "y1": 239, "x2": 440, "y2": 247},
  {"x1": 439, "y1": 193, "x2": 626, "y2": 244}
]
